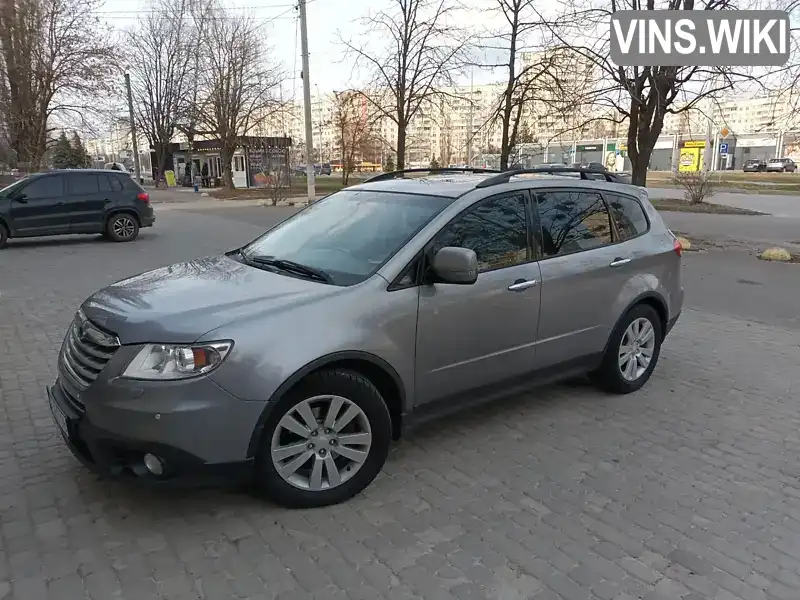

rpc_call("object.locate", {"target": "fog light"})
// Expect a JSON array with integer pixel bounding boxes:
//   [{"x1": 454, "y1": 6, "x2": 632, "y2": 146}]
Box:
[{"x1": 143, "y1": 453, "x2": 164, "y2": 476}]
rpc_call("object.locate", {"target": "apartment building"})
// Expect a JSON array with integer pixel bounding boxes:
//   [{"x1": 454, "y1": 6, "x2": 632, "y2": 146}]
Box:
[{"x1": 660, "y1": 93, "x2": 800, "y2": 137}]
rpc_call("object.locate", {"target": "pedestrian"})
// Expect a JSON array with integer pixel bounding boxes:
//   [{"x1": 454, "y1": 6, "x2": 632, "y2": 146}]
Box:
[
  {"x1": 110, "y1": 163, "x2": 121, "y2": 171},
  {"x1": 201, "y1": 162, "x2": 209, "y2": 188}
]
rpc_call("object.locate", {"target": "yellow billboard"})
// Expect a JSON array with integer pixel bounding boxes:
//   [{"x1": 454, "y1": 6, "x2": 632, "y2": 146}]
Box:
[{"x1": 678, "y1": 141, "x2": 706, "y2": 172}]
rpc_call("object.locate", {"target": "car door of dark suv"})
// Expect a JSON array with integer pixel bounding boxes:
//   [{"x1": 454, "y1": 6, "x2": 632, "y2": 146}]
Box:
[
  {"x1": 66, "y1": 173, "x2": 106, "y2": 233},
  {"x1": 8, "y1": 174, "x2": 69, "y2": 236}
]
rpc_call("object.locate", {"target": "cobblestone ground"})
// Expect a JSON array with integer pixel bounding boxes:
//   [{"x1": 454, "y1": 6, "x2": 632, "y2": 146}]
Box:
[{"x1": 1, "y1": 207, "x2": 800, "y2": 600}]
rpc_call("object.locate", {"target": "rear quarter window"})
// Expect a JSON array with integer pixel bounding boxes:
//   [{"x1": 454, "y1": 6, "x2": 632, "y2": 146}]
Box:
[
  {"x1": 107, "y1": 175, "x2": 125, "y2": 192},
  {"x1": 605, "y1": 193, "x2": 649, "y2": 242}
]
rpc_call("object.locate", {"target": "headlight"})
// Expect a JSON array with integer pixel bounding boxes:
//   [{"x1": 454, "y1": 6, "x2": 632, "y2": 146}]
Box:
[{"x1": 121, "y1": 341, "x2": 233, "y2": 380}]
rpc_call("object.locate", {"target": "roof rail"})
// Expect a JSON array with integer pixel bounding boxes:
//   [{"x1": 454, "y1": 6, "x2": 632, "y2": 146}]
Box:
[
  {"x1": 364, "y1": 167, "x2": 501, "y2": 183},
  {"x1": 475, "y1": 166, "x2": 621, "y2": 188}
]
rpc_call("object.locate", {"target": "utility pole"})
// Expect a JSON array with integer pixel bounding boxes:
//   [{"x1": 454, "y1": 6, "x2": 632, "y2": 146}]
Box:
[
  {"x1": 124, "y1": 73, "x2": 142, "y2": 184},
  {"x1": 298, "y1": 0, "x2": 316, "y2": 202},
  {"x1": 466, "y1": 70, "x2": 474, "y2": 166}
]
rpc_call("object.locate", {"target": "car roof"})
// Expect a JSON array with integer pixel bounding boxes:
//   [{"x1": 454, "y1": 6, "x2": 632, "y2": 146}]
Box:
[
  {"x1": 347, "y1": 175, "x2": 489, "y2": 198},
  {"x1": 28, "y1": 169, "x2": 130, "y2": 176},
  {"x1": 348, "y1": 172, "x2": 639, "y2": 199}
]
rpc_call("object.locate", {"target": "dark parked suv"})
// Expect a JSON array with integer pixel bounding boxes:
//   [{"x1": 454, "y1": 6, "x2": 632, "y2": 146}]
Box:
[{"x1": 0, "y1": 169, "x2": 154, "y2": 248}]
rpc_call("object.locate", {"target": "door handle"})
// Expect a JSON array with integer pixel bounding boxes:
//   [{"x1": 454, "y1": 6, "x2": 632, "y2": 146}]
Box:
[
  {"x1": 14, "y1": 197, "x2": 27, "y2": 204},
  {"x1": 508, "y1": 279, "x2": 538, "y2": 292},
  {"x1": 609, "y1": 257, "x2": 631, "y2": 267}
]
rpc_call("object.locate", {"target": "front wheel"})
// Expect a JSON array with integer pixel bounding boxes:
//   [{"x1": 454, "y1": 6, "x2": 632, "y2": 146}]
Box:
[
  {"x1": 0, "y1": 223, "x2": 7, "y2": 248},
  {"x1": 255, "y1": 369, "x2": 391, "y2": 508},
  {"x1": 592, "y1": 304, "x2": 663, "y2": 394}
]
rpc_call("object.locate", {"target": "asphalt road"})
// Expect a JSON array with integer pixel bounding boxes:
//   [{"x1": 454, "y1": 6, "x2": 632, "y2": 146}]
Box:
[{"x1": 1, "y1": 205, "x2": 800, "y2": 600}]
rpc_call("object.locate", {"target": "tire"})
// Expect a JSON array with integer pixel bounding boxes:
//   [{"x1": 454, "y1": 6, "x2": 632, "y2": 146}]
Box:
[
  {"x1": 255, "y1": 369, "x2": 392, "y2": 508},
  {"x1": 0, "y1": 222, "x2": 7, "y2": 248},
  {"x1": 106, "y1": 213, "x2": 139, "y2": 242},
  {"x1": 592, "y1": 303, "x2": 663, "y2": 395}
]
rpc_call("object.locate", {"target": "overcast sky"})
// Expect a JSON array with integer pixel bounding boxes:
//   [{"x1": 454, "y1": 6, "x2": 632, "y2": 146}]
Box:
[{"x1": 99, "y1": 0, "x2": 509, "y2": 101}]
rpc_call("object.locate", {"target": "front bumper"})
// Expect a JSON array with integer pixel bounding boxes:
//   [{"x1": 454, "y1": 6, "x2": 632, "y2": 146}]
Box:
[{"x1": 48, "y1": 368, "x2": 266, "y2": 486}]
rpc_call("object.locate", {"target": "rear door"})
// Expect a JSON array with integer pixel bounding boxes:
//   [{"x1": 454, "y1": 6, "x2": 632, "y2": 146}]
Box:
[
  {"x1": 66, "y1": 173, "x2": 106, "y2": 233},
  {"x1": 532, "y1": 187, "x2": 629, "y2": 368},
  {"x1": 414, "y1": 191, "x2": 542, "y2": 405},
  {"x1": 8, "y1": 174, "x2": 69, "y2": 235}
]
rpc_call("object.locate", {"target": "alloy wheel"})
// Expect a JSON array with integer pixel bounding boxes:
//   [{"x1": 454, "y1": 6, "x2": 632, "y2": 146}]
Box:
[
  {"x1": 270, "y1": 395, "x2": 372, "y2": 491},
  {"x1": 113, "y1": 217, "x2": 136, "y2": 239},
  {"x1": 618, "y1": 317, "x2": 656, "y2": 382}
]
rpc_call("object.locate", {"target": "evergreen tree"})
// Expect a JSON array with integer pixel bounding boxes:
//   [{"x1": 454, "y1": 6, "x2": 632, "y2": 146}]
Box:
[
  {"x1": 384, "y1": 155, "x2": 395, "y2": 172},
  {"x1": 429, "y1": 157, "x2": 439, "y2": 169},
  {"x1": 69, "y1": 132, "x2": 89, "y2": 168},
  {"x1": 52, "y1": 132, "x2": 73, "y2": 168}
]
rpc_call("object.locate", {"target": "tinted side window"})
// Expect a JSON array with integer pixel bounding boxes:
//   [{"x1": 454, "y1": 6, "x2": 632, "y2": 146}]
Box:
[
  {"x1": 108, "y1": 175, "x2": 125, "y2": 192},
  {"x1": 536, "y1": 190, "x2": 612, "y2": 257},
  {"x1": 67, "y1": 174, "x2": 99, "y2": 195},
  {"x1": 98, "y1": 174, "x2": 113, "y2": 192},
  {"x1": 22, "y1": 176, "x2": 64, "y2": 199},
  {"x1": 432, "y1": 194, "x2": 529, "y2": 273},
  {"x1": 606, "y1": 194, "x2": 649, "y2": 241}
]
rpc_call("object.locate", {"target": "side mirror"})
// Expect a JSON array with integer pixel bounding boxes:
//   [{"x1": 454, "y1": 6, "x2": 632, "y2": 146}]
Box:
[
  {"x1": 12, "y1": 193, "x2": 27, "y2": 203},
  {"x1": 431, "y1": 246, "x2": 478, "y2": 285}
]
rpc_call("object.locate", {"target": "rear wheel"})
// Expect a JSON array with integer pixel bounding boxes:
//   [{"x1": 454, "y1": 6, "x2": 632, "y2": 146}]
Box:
[
  {"x1": 255, "y1": 369, "x2": 391, "y2": 508},
  {"x1": 106, "y1": 213, "x2": 139, "y2": 242},
  {"x1": 593, "y1": 304, "x2": 663, "y2": 394}
]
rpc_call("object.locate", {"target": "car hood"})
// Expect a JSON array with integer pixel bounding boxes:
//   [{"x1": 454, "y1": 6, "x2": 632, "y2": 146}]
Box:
[{"x1": 81, "y1": 254, "x2": 339, "y2": 344}]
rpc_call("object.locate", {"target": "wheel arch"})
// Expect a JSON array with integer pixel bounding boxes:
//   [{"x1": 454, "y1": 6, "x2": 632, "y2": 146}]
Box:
[
  {"x1": 0, "y1": 215, "x2": 10, "y2": 236},
  {"x1": 246, "y1": 351, "x2": 407, "y2": 458},
  {"x1": 602, "y1": 292, "x2": 668, "y2": 357},
  {"x1": 105, "y1": 208, "x2": 141, "y2": 227}
]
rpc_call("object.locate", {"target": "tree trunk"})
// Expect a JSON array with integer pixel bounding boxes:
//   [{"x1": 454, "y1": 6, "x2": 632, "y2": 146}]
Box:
[
  {"x1": 630, "y1": 154, "x2": 649, "y2": 187},
  {"x1": 396, "y1": 125, "x2": 406, "y2": 170},
  {"x1": 221, "y1": 146, "x2": 234, "y2": 189}
]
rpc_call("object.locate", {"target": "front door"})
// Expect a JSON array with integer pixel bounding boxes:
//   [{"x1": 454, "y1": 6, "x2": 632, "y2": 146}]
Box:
[
  {"x1": 9, "y1": 174, "x2": 69, "y2": 236},
  {"x1": 532, "y1": 187, "x2": 625, "y2": 368},
  {"x1": 414, "y1": 191, "x2": 541, "y2": 406},
  {"x1": 66, "y1": 173, "x2": 107, "y2": 233},
  {"x1": 232, "y1": 154, "x2": 247, "y2": 188}
]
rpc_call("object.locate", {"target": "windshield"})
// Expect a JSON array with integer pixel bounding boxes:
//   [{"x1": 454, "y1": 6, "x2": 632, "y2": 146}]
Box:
[{"x1": 241, "y1": 189, "x2": 453, "y2": 286}]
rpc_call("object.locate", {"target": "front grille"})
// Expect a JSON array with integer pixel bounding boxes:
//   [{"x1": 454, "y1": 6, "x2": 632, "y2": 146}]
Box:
[{"x1": 59, "y1": 311, "x2": 120, "y2": 392}]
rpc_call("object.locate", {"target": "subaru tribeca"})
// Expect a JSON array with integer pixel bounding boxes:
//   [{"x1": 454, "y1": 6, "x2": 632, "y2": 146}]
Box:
[{"x1": 48, "y1": 168, "x2": 683, "y2": 508}]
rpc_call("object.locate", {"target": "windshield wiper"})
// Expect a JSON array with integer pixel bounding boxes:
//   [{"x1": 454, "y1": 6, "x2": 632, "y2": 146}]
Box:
[{"x1": 247, "y1": 255, "x2": 334, "y2": 284}]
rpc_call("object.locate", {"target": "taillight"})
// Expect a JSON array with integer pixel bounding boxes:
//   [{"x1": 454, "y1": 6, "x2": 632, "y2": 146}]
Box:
[
  {"x1": 137, "y1": 192, "x2": 150, "y2": 203},
  {"x1": 673, "y1": 238, "x2": 682, "y2": 257}
]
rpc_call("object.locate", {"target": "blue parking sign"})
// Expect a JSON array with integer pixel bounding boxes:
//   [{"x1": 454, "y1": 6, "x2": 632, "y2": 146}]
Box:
[{"x1": 719, "y1": 143, "x2": 728, "y2": 153}]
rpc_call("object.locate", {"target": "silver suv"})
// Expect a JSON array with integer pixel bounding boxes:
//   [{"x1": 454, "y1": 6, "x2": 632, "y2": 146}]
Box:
[{"x1": 48, "y1": 168, "x2": 683, "y2": 508}]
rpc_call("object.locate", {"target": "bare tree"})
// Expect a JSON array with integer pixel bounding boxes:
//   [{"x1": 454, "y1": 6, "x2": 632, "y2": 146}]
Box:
[
  {"x1": 0, "y1": 0, "x2": 115, "y2": 169},
  {"x1": 341, "y1": 0, "x2": 467, "y2": 170},
  {"x1": 193, "y1": 4, "x2": 283, "y2": 188},
  {"x1": 126, "y1": 0, "x2": 201, "y2": 182},
  {"x1": 475, "y1": 0, "x2": 569, "y2": 170},
  {"x1": 331, "y1": 90, "x2": 378, "y2": 185},
  {"x1": 538, "y1": 0, "x2": 783, "y2": 186}
]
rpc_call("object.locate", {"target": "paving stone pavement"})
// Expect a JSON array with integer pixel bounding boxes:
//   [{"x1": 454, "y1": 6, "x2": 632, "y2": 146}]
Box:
[{"x1": 1, "y1": 209, "x2": 800, "y2": 600}]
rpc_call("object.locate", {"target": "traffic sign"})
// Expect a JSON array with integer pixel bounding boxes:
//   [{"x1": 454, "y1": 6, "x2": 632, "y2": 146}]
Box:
[
  {"x1": 719, "y1": 142, "x2": 728, "y2": 153},
  {"x1": 720, "y1": 127, "x2": 731, "y2": 139}
]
